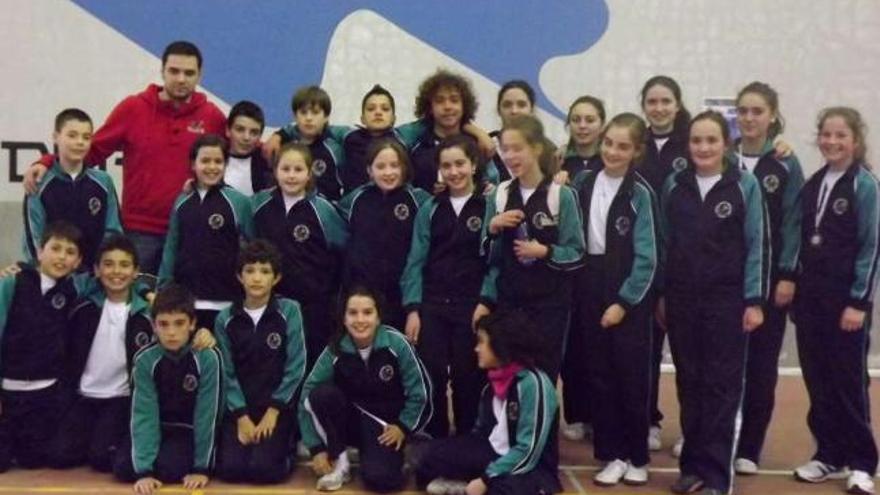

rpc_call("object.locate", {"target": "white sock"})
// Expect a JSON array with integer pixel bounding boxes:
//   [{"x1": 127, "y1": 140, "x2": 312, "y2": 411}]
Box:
[{"x1": 334, "y1": 451, "x2": 350, "y2": 473}]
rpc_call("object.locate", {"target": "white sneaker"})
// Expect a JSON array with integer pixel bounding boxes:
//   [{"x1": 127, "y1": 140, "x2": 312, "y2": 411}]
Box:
[
  {"x1": 316, "y1": 465, "x2": 351, "y2": 491},
  {"x1": 671, "y1": 437, "x2": 684, "y2": 458},
  {"x1": 648, "y1": 425, "x2": 662, "y2": 451},
  {"x1": 623, "y1": 462, "x2": 649, "y2": 485},
  {"x1": 426, "y1": 477, "x2": 468, "y2": 495},
  {"x1": 794, "y1": 460, "x2": 849, "y2": 483},
  {"x1": 562, "y1": 422, "x2": 586, "y2": 441},
  {"x1": 593, "y1": 459, "x2": 628, "y2": 486},
  {"x1": 734, "y1": 458, "x2": 759, "y2": 475},
  {"x1": 847, "y1": 470, "x2": 875, "y2": 494}
]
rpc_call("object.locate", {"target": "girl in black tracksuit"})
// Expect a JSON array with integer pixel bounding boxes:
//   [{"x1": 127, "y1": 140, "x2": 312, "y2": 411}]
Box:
[
  {"x1": 659, "y1": 111, "x2": 767, "y2": 495},
  {"x1": 474, "y1": 115, "x2": 585, "y2": 382},
  {"x1": 729, "y1": 82, "x2": 804, "y2": 473},
  {"x1": 791, "y1": 107, "x2": 879, "y2": 493},
  {"x1": 416, "y1": 310, "x2": 561, "y2": 495},
  {"x1": 557, "y1": 95, "x2": 606, "y2": 442},
  {"x1": 252, "y1": 143, "x2": 348, "y2": 369},
  {"x1": 338, "y1": 139, "x2": 431, "y2": 331},
  {"x1": 298, "y1": 286, "x2": 432, "y2": 493},
  {"x1": 637, "y1": 76, "x2": 691, "y2": 442},
  {"x1": 573, "y1": 113, "x2": 658, "y2": 487},
  {"x1": 400, "y1": 135, "x2": 487, "y2": 439},
  {"x1": 491, "y1": 80, "x2": 537, "y2": 182}
]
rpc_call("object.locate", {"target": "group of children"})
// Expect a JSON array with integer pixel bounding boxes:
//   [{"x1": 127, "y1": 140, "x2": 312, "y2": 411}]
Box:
[{"x1": 3, "y1": 67, "x2": 878, "y2": 495}]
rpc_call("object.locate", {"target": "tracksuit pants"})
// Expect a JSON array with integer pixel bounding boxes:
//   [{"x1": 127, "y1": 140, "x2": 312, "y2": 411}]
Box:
[
  {"x1": 114, "y1": 425, "x2": 197, "y2": 483},
  {"x1": 216, "y1": 406, "x2": 295, "y2": 483},
  {"x1": 795, "y1": 288, "x2": 878, "y2": 473},
  {"x1": 561, "y1": 268, "x2": 592, "y2": 427},
  {"x1": 582, "y1": 256, "x2": 651, "y2": 466},
  {"x1": 415, "y1": 434, "x2": 561, "y2": 494},
  {"x1": 300, "y1": 295, "x2": 337, "y2": 372},
  {"x1": 305, "y1": 383, "x2": 405, "y2": 492},
  {"x1": 50, "y1": 395, "x2": 130, "y2": 472},
  {"x1": 418, "y1": 300, "x2": 484, "y2": 438},
  {"x1": 666, "y1": 293, "x2": 747, "y2": 493},
  {"x1": 0, "y1": 382, "x2": 63, "y2": 472}
]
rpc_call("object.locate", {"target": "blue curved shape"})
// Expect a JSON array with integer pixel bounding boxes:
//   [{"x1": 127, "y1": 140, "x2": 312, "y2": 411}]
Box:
[{"x1": 71, "y1": 1, "x2": 608, "y2": 124}]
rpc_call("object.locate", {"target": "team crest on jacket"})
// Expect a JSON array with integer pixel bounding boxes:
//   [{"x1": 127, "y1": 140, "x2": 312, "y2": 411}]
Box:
[
  {"x1": 762, "y1": 174, "x2": 780, "y2": 193},
  {"x1": 88, "y1": 196, "x2": 102, "y2": 216},
  {"x1": 615, "y1": 216, "x2": 631, "y2": 236},
  {"x1": 507, "y1": 400, "x2": 520, "y2": 422},
  {"x1": 293, "y1": 224, "x2": 310, "y2": 242},
  {"x1": 832, "y1": 198, "x2": 849, "y2": 215},
  {"x1": 50, "y1": 293, "x2": 66, "y2": 309},
  {"x1": 208, "y1": 213, "x2": 225, "y2": 229},
  {"x1": 672, "y1": 157, "x2": 688, "y2": 172},
  {"x1": 134, "y1": 331, "x2": 151, "y2": 348},
  {"x1": 187, "y1": 120, "x2": 206, "y2": 134},
  {"x1": 394, "y1": 203, "x2": 410, "y2": 221},
  {"x1": 266, "y1": 332, "x2": 282, "y2": 350},
  {"x1": 714, "y1": 201, "x2": 733, "y2": 219},
  {"x1": 312, "y1": 159, "x2": 327, "y2": 177},
  {"x1": 466, "y1": 216, "x2": 482, "y2": 232},
  {"x1": 182, "y1": 374, "x2": 198, "y2": 392},
  {"x1": 532, "y1": 211, "x2": 556, "y2": 229},
  {"x1": 379, "y1": 364, "x2": 395, "y2": 382}
]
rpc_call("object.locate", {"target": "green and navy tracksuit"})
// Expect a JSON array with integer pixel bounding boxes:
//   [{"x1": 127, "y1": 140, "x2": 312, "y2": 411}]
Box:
[
  {"x1": 416, "y1": 367, "x2": 562, "y2": 494},
  {"x1": 405, "y1": 119, "x2": 499, "y2": 193},
  {"x1": 561, "y1": 149, "x2": 603, "y2": 180},
  {"x1": 158, "y1": 184, "x2": 254, "y2": 329},
  {"x1": 339, "y1": 183, "x2": 431, "y2": 330},
  {"x1": 298, "y1": 325, "x2": 432, "y2": 491},
  {"x1": 214, "y1": 296, "x2": 307, "y2": 482},
  {"x1": 115, "y1": 343, "x2": 222, "y2": 482},
  {"x1": 793, "y1": 162, "x2": 880, "y2": 474},
  {"x1": 400, "y1": 191, "x2": 487, "y2": 437},
  {"x1": 22, "y1": 162, "x2": 122, "y2": 269},
  {"x1": 728, "y1": 141, "x2": 805, "y2": 464},
  {"x1": 252, "y1": 188, "x2": 348, "y2": 368},
  {"x1": 480, "y1": 178, "x2": 585, "y2": 379},
  {"x1": 277, "y1": 124, "x2": 346, "y2": 201},
  {"x1": 0, "y1": 265, "x2": 93, "y2": 471},
  {"x1": 575, "y1": 168, "x2": 658, "y2": 466},
  {"x1": 52, "y1": 288, "x2": 153, "y2": 471},
  {"x1": 339, "y1": 122, "x2": 425, "y2": 195},
  {"x1": 659, "y1": 160, "x2": 766, "y2": 493}
]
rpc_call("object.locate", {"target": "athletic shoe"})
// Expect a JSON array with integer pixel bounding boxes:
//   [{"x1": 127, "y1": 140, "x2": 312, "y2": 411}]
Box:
[
  {"x1": 316, "y1": 465, "x2": 351, "y2": 492},
  {"x1": 734, "y1": 457, "x2": 759, "y2": 475},
  {"x1": 671, "y1": 437, "x2": 684, "y2": 458},
  {"x1": 670, "y1": 474, "x2": 704, "y2": 494},
  {"x1": 648, "y1": 425, "x2": 663, "y2": 451},
  {"x1": 794, "y1": 460, "x2": 849, "y2": 483},
  {"x1": 847, "y1": 470, "x2": 875, "y2": 494},
  {"x1": 623, "y1": 462, "x2": 649, "y2": 485},
  {"x1": 426, "y1": 477, "x2": 469, "y2": 495},
  {"x1": 593, "y1": 459, "x2": 628, "y2": 486},
  {"x1": 561, "y1": 422, "x2": 586, "y2": 441}
]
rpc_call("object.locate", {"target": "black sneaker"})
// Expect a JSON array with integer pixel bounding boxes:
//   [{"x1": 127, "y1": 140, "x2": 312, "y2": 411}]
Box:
[{"x1": 671, "y1": 474, "x2": 705, "y2": 494}]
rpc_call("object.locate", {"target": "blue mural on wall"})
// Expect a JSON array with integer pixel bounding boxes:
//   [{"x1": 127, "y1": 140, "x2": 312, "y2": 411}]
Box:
[{"x1": 72, "y1": 1, "x2": 609, "y2": 124}]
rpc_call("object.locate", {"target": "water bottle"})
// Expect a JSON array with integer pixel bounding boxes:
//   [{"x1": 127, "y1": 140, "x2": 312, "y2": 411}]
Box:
[{"x1": 516, "y1": 221, "x2": 536, "y2": 266}]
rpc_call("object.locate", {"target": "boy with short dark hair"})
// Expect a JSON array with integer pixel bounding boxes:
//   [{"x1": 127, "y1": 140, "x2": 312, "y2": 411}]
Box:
[
  {"x1": 113, "y1": 284, "x2": 222, "y2": 494},
  {"x1": 0, "y1": 221, "x2": 87, "y2": 472},
  {"x1": 225, "y1": 101, "x2": 273, "y2": 196},
  {"x1": 214, "y1": 239, "x2": 307, "y2": 483},
  {"x1": 23, "y1": 108, "x2": 122, "y2": 269},
  {"x1": 49, "y1": 234, "x2": 153, "y2": 472}
]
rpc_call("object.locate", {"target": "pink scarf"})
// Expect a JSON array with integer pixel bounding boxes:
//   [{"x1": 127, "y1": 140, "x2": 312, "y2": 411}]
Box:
[{"x1": 488, "y1": 362, "x2": 524, "y2": 398}]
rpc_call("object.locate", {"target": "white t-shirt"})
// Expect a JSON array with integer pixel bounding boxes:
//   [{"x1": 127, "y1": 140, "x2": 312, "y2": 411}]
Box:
[
  {"x1": 449, "y1": 195, "x2": 469, "y2": 217},
  {"x1": 696, "y1": 173, "x2": 722, "y2": 201},
  {"x1": 358, "y1": 345, "x2": 372, "y2": 363},
  {"x1": 737, "y1": 154, "x2": 761, "y2": 173},
  {"x1": 39, "y1": 272, "x2": 56, "y2": 295},
  {"x1": 283, "y1": 193, "x2": 305, "y2": 213},
  {"x1": 79, "y1": 301, "x2": 131, "y2": 399},
  {"x1": 654, "y1": 137, "x2": 670, "y2": 153},
  {"x1": 244, "y1": 305, "x2": 267, "y2": 326},
  {"x1": 197, "y1": 187, "x2": 208, "y2": 200},
  {"x1": 588, "y1": 171, "x2": 624, "y2": 255},
  {"x1": 488, "y1": 397, "x2": 510, "y2": 455},
  {"x1": 816, "y1": 169, "x2": 846, "y2": 226},
  {"x1": 225, "y1": 155, "x2": 254, "y2": 196},
  {"x1": 519, "y1": 186, "x2": 536, "y2": 204}
]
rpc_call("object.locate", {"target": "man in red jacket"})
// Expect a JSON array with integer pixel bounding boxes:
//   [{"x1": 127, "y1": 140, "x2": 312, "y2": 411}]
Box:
[{"x1": 24, "y1": 40, "x2": 226, "y2": 274}]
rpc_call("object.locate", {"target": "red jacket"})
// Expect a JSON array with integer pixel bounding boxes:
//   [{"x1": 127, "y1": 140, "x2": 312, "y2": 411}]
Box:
[{"x1": 41, "y1": 84, "x2": 226, "y2": 234}]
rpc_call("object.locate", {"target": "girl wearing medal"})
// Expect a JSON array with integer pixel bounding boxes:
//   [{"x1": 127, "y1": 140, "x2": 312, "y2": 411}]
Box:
[{"x1": 792, "y1": 107, "x2": 879, "y2": 495}]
